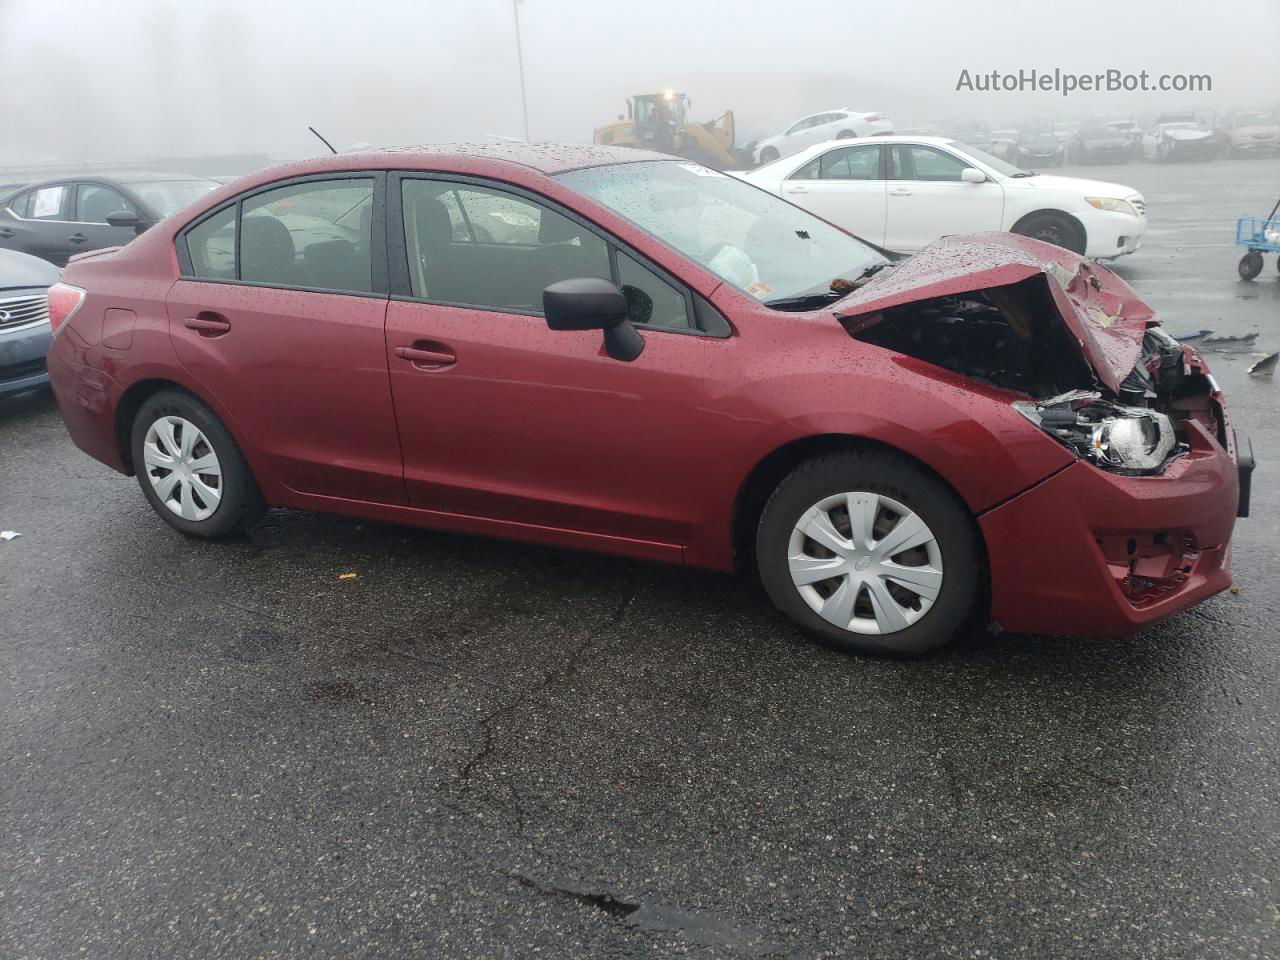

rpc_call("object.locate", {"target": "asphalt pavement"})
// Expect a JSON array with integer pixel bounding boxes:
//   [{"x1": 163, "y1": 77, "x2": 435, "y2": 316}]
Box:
[{"x1": 2, "y1": 156, "x2": 1278, "y2": 959}]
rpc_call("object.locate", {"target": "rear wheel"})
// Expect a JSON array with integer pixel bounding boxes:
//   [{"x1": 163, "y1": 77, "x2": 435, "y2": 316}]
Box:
[
  {"x1": 756, "y1": 451, "x2": 981, "y2": 657},
  {"x1": 1239, "y1": 250, "x2": 1264, "y2": 280},
  {"x1": 130, "y1": 390, "x2": 265, "y2": 539},
  {"x1": 1014, "y1": 212, "x2": 1085, "y2": 254}
]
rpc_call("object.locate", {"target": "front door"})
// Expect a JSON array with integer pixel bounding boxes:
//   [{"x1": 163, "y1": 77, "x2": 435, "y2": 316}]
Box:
[
  {"x1": 884, "y1": 143, "x2": 1004, "y2": 252},
  {"x1": 384, "y1": 175, "x2": 718, "y2": 550}
]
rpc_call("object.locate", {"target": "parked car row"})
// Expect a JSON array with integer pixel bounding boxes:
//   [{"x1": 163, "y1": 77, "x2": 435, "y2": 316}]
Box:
[{"x1": 943, "y1": 109, "x2": 1277, "y2": 166}]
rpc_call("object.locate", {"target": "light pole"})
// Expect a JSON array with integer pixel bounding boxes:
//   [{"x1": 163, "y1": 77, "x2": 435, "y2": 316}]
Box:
[{"x1": 511, "y1": 0, "x2": 530, "y2": 140}]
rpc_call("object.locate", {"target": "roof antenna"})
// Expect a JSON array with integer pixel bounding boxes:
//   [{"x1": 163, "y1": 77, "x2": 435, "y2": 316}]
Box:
[{"x1": 308, "y1": 126, "x2": 337, "y2": 155}]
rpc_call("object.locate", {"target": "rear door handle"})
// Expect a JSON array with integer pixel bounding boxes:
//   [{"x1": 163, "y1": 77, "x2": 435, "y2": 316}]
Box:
[
  {"x1": 395, "y1": 344, "x2": 456, "y2": 369},
  {"x1": 183, "y1": 314, "x2": 231, "y2": 336},
  {"x1": 784, "y1": 185, "x2": 809, "y2": 194},
  {"x1": 68, "y1": 233, "x2": 89, "y2": 244},
  {"x1": 889, "y1": 188, "x2": 912, "y2": 197},
  {"x1": 0, "y1": 228, "x2": 14, "y2": 239}
]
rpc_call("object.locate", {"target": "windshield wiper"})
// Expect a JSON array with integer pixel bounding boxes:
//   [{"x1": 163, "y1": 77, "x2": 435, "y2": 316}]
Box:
[{"x1": 764, "y1": 263, "x2": 894, "y2": 311}]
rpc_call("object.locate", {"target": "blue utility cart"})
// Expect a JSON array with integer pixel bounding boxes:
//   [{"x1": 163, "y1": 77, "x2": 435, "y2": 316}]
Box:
[{"x1": 1236, "y1": 196, "x2": 1280, "y2": 280}]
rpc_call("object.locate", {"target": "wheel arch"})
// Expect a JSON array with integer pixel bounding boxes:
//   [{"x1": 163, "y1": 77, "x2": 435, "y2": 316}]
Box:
[
  {"x1": 1010, "y1": 208, "x2": 1088, "y2": 253},
  {"x1": 113, "y1": 378, "x2": 256, "y2": 479},
  {"x1": 730, "y1": 434, "x2": 991, "y2": 583}
]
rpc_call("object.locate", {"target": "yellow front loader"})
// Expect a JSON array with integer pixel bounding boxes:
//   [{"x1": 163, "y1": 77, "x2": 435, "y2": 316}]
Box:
[{"x1": 594, "y1": 91, "x2": 741, "y2": 169}]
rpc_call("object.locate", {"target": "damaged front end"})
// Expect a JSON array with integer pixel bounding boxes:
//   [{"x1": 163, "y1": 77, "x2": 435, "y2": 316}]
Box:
[{"x1": 836, "y1": 233, "x2": 1226, "y2": 480}]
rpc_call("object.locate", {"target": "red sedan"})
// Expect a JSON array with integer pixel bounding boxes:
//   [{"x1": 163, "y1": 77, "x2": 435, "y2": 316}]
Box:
[{"x1": 44, "y1": 144, "x2": 1250, "y2": 656}]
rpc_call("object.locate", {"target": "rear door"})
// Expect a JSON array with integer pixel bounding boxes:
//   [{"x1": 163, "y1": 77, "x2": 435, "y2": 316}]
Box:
[
  {"x1": 780, "y1": 143, "x2": 887, "y2": 245},
  {"x1": 168, "y1": 173, "x2": 406, "y2": 504},
  {"x1": 383, "y1": 173, "x2": 722, "y2": 553},
  {"x1": 0, "y1": 183, "x2": 76, "y2": 265},
  {"x1": 884, "y1": 143, "x2": 1004, "y2": 252}
]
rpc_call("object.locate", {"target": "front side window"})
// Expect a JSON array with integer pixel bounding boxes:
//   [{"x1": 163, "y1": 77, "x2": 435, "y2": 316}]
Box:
[
  {"x1": 239, "y1": 179, "x2": 373, "y2": 292},
  {"x1": 616, "y1": 251, "x2": 690, "y2": 329},
  {"x1": 76, "y1": 184, "x2": 138, "y2": 224},
  {"x1": 401, "y1": 179, "x2": 610, "y2": 311},
  {"x1": 892, "y1": 145, "x2": 969, "y2": 182},
  {"x1": 792, "y1": 145, "x2": 882, "y2": 181},
  {"x1": 558, "y1": 160, "x2": 887, "y2": 307}
]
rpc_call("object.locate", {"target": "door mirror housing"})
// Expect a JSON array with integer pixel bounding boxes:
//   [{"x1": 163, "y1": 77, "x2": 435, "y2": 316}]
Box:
[
  {"x1": 543, "y1": 277, "x2": 645, "y2": 362},
  {"x1": 105, "y1": 210, "x2": 143, "y2": 230},
  {"x1": 960, "y1": 167, "x2": 987, "y2": 183}
]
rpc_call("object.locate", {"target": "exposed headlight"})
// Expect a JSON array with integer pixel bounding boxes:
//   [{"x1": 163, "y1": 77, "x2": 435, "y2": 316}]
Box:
[
  {"x1": 1014, "y1": 390, "x2": 1181, "y2": 475},
  {"x1": 1086, "y1": 197, "x2": 1139, "y2": 216}
]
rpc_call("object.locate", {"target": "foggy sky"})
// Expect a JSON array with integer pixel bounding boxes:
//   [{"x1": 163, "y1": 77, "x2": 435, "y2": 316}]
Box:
[{"x1": 1, "y1": 0, "x2": 1276, "y2": 166}]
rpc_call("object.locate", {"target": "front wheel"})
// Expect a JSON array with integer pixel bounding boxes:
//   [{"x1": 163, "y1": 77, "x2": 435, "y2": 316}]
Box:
[
  {"x1": 1014, "y1": 213, "x2": 1085, "y2": 254},
  {"x1": 131, "y1": 389, "x2": 266, "y2": 539},
  {"x1": 756, "y1": 451, "x2": 982, "y2": 657},
  {"x1": 1239, "y1": 250, "x2": 1264, "y2": 281},
  {"x1": 757, "y1": 146, "x2": 779, "y2": 164},
  {"x1": 836, "y1": 129, "x2": 855, "y2": 139}
]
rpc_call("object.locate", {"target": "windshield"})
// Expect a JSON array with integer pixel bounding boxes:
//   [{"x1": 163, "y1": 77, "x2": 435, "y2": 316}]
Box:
[
  {"x1": 558, "y1": 160, "x2": 887, "y2": 306},
  {"x1": 126, "y1": 179, "x2": 218, "y2": 217},
  {"x1": 943, "y1": 140, "x2": 1026, "y2": 177}
]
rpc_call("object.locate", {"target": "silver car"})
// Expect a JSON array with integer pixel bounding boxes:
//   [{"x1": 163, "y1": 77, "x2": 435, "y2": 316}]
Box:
[{"x1": 0, "y1": 247, "x2": 59, "y2": 397}]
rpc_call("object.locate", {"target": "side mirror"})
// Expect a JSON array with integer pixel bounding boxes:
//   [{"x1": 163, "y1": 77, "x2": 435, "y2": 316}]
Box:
[
  {"x1": 543, "y1": 277, "x2": 644, "y2": 362},
  {"x1": 960, "y1": 167, "x2": 987, "y2": 183},
  {"x1": 106, "y1": 210, "x2": 143, "y2": 229}
]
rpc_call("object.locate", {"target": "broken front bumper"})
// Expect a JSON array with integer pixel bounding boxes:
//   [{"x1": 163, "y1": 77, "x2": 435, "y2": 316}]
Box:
[{"x1": 979, "y1": 420, "x2": 1241, "y2": 637}]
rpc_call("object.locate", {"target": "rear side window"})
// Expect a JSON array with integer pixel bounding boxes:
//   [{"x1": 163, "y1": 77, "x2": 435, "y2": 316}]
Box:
[
  {"x1": 182, "y1": 178, "x2": 375, "y2": 293},
  {"x1": 7, "y1": 191, "x2": 32, "y2": 217},
  {"x1": 29, "y1": 185, "x2": 70, "y2": 220},
  {"x1": 792, "y1": 145, "x2": 882, "y2": 181},
  {"x1": 186, "y1": 206, "x2": 237, "y2": 280},
  {"x1": 241, "y1": 179, "x2": 373, "y2": 292}
]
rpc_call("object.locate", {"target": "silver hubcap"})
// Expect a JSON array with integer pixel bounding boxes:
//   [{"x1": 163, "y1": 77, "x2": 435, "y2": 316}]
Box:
[
  {"x1": 788, "y1": 492, "x2": 943, "y2": 636},
  {"x1": 143, "y1": 416, "x2": 223, "y2": 521}
]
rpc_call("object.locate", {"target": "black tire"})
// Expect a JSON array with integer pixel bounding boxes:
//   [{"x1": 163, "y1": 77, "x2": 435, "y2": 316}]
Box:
[
  {"x1": 836, "y1": 129, "x2": 855, "y2": 139},
  {"x1": 1239, "y1": 251, "x2": 1264, "y2": 281},
  {"x1": 758, "y1": 146, "x2": 779, "y2": 164},
  {"x1": 756, "y1": 451, "x2": 982, "y2": 657},
  {"x1": 130, "y1": 389, "x2": 266, "y2": 539},
  {"x1": 1014, "y1": 212, "x2": 1085, "y2": 254}
]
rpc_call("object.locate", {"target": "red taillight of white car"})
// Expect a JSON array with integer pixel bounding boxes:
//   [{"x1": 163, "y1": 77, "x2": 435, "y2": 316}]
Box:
[
  {"x1": 47, "y1": 282, "x2": 86, "y2": 334},
  {"x1": 863, "y1": 114, "x2": 884, "y2": 123}
]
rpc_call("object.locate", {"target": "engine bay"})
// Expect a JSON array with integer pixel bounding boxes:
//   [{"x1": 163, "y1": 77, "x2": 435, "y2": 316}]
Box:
[{"x1": 844, "y1": 275, "x2": 1221, "y2": 476}]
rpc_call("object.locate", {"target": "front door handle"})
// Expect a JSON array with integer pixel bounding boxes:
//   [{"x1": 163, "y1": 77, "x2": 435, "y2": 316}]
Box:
[
  {"x1": 68, "y1": 232, "x2": 89, "y2": 244},
  {"x1": 0, "y1": 228, "x2": 14, "y2": 239},
  {"x1": 395, "y1": 343, "x2": 456, "y2": 369},
  {"x1": 889, "y1": 188, "x2": 912, "y2": 197},
  {"x1": 183, "y1": 314, "x2": 231, "y2": 336},
  {"x1": 784, "y1": 185, "x2": 809, "y2": 194}
]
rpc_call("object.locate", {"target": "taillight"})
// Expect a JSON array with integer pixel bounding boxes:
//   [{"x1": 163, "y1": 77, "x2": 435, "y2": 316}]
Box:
[
  {"x1": 864, "y1": 114, "x2": 884, "y2": 122},
  {"x1": 46, "y1": 283, "x2": 86, "y2": 334}
]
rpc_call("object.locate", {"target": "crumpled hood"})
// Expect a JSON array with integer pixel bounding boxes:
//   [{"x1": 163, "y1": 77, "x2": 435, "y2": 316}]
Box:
[{"x1": 836, "y1": 232, "x2": 1152, "y2": 393}]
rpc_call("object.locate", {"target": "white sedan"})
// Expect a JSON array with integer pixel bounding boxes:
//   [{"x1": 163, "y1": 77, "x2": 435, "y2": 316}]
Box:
[
  {"x1": 752, "y1": 109, "x2": 893, "y2": 166},
  {"x1": 738, "y1": 136, "x2": 1146, "y2": 259}
]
